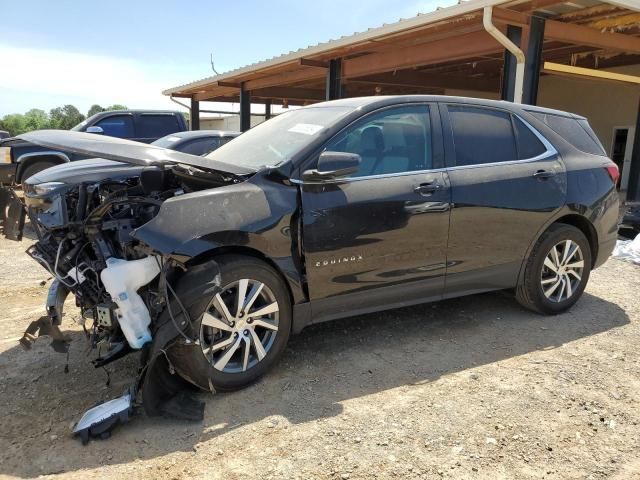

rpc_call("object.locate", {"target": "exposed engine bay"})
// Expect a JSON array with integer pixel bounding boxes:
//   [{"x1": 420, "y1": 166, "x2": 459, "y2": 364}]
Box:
[
  {"x1": 15, "y1": 154, "x2": 247, "y2": 440},
  {"x1": 23, "y1": 163, "x2": 235, "y2": 352}
]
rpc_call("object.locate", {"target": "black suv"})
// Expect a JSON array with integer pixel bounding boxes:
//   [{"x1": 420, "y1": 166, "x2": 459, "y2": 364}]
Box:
[
  {"x1": 0, "y1": 110, "x2": 187, "y2": 185},
  {"x1": 16, "y1": 95, "x2": 619, "y2": 397}
]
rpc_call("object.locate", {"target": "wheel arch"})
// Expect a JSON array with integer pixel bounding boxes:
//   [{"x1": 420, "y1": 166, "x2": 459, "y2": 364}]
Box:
[
  {"x1": 551, "y1": 214, "x2": 598, "y2": 267},
  {"x1": 185, "y1": 245, "x2": 301, "y2": 311},
  {"x1": 518, "y1": 212, "x2": 599, "y2": 285},
  {"x1": 16, "y1": 152, "x2": 69, "y2": 182}
]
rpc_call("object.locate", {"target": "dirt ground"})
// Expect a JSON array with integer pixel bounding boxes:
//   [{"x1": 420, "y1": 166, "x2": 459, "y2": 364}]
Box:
[{"x1": 0, "y1": 234, "x2": 639, "y2": 480}]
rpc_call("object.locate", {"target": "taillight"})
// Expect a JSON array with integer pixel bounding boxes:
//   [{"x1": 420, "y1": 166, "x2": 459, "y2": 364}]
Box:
[{"x1": 605, "y1": 164, "x2": 620, "y2": 186}]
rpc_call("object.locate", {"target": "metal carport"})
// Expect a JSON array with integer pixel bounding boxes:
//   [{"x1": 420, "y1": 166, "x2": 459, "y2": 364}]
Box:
[{"x1": 163, "y1": 0, "x2": 640, "y2": 197}]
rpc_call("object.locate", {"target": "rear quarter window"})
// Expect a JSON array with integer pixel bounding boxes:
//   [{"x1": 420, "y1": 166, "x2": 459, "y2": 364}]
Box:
[
  {"x1": 529, "y1": 112, "x2": 606, "y2": 156},
  {"x1": 513, "y1": 116, "x2": 547, "y2": 159}
]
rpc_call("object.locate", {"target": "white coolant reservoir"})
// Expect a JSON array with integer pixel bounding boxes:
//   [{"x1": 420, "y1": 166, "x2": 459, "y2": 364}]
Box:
[{"x1": 100, "y1": 256, "x2": 161, "y2": 349}]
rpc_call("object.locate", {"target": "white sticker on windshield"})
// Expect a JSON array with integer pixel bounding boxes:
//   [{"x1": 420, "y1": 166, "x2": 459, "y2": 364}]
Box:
[{"x1": 288, "y1": 123, "x2": 323, "y2": 136}]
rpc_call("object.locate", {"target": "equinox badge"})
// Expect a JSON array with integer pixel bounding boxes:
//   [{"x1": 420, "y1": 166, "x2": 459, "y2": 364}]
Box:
[{"x1": 315, "y1": 255, "x2": 364, "y2": 267}]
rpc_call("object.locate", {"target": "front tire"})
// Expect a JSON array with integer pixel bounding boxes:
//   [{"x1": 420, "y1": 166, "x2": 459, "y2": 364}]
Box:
[
  {"x1": 169, "y1": 255, "x2": 291, "y2": 392},
  {"x1": 516, "y1": 224, "x2": 591, "y2": 315}
]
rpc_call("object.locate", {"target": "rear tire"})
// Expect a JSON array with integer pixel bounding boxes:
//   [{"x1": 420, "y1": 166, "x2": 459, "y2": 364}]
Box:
[
  {"x1": 168, "y1": 255, "x2": 291, "y2": 392},
  {"x1": 516, "y1": 223, "x2": 591, "y2": 315}
]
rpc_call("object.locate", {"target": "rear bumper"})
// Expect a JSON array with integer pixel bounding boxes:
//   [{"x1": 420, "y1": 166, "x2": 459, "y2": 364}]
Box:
[
  {"x1": 0, "y1": 163, "x2": 17, "y2": 185},
  {"x1": 594, "y1": 237, "x2": 616, "y2": 269},
  {"x1": 592, "y1": 188, "x2": 620, "y2": 269}
]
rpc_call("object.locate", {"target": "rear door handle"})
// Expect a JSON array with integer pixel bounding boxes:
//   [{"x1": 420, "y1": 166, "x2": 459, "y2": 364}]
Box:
[
  {"x1": 533, "y1": 170, "x2": 556, "y2": 180},
  {"x1": 414, "y1": 183, "x2": 441, "y2": 196}
]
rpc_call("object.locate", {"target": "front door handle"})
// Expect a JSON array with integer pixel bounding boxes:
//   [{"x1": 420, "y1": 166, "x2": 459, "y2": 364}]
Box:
[
  {"x1": 533, "y1": 170, "x2": 556, "y2": 180},
  {"x1": 414, "y1": 183, "x2": 441, "y2": 196}
]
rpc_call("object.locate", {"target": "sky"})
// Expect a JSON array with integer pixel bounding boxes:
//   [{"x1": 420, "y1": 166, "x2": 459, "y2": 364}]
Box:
[{"x1": 0, "y1": 0, "x2": 457, "y2": 117}]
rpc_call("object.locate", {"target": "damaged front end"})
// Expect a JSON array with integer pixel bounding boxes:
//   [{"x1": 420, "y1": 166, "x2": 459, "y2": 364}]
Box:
[{"x1": 10, "y1": 131, "x2": 253, "y2": 440}]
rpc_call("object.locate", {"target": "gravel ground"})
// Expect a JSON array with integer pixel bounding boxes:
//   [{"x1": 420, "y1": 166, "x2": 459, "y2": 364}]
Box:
[{"x1": 0, "y1": 234, "x2": 639, "y2": 480}]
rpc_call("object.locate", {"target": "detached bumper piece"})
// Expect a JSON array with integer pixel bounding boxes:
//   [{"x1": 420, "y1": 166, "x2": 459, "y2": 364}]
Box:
[
  {"x1": 19, "y1": 279, "x2": 71, "y2": 353},
  {"x1": 19, "y1": 315, "x2": 71, "y2": 353},
  {"x1": 141, "y1": 348, "x2": 206, "y2": 422},
  {"x1": 0, "y1": 186, "x2": 26, "y2": 241},
  {"x1": 73, "y1": 387, "x2": 135, "y2": 445}
]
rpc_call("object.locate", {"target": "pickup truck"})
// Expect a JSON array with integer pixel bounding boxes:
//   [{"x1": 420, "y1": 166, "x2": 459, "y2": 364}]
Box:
[{"x1": 0, "y1": 110, "x2": 187, "y2": 185}]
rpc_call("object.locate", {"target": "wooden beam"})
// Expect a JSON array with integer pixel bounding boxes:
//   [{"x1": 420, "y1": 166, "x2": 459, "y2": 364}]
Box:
[
  {"x1": 347, "y1": 84, "x2": 445, "y2": 96},
  {"x1": 570, "y1": 53, "x2": 640, "y2": 70},
  {"x1": 343, "y1": 30, "x2": 502, "y2": 78},
  {"x1": 492, "y1": 7, "x2": 529, "y2": 27},
  {"x1": 588, "y1": 12, "x2": 640, "y2": 30},
  {"x1": 542, "y1": 61, "x2": 640, "y2": 85},
  {"x1": 513, "y1": 0, "x2": 565, "y2": 12},
  {"x1": 299, "y1": 58, "x2": 330, "y2": 68},
  {"x1": 216, "y1": 81, "x2": 241, "y2": 88},
  {"x1": 531, "y1": 0, "x2": 565, "y2": 9},
  {"x1": 203, "y1": 96, "x2": 309, "y2": 106},
  {"x1": 349, "y1": 70, "x2": 499, "y2": 92},
  {"x1": 194, "y1": 86, "x2": 242, "y2": 101},
  {"x1": 545, "y1": 19, "x2": 640, "y2": 54},
  {"x1": 244, "y1": 67, "x2": 324, "y2": 90},
  {"x1": 252, "y1": 86, "x2": 326, "y2": 100}
]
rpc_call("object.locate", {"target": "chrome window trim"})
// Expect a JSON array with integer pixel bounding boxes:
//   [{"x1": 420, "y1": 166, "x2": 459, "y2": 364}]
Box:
[
  {"x1": 293, "y1": 113, "x2": 558, "y2": 185},
  {"x1": 290, "y1": 166, "x2": 446, "y2": 185},
  {"x1": 447, "y1": 112, "x2": 558, "y2": 171}
]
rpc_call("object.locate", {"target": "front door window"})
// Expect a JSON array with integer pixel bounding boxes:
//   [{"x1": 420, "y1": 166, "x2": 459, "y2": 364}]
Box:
[{"x1": 324, "y1": 105, "x2": 433, "y2": 177}]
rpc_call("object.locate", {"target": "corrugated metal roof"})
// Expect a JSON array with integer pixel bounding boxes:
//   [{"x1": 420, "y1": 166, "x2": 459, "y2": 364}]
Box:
[
  {"x1": 163, "y1": 0, "x2": 640, "y2": 97},
  {"x1": 163, "y1": 0, "x2": 517, "y2": 95}
]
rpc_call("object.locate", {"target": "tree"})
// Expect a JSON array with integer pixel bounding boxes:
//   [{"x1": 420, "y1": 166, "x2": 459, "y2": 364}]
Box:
[
  {"x1": 87, "y1": 104, "x2": 104, "y2": 117},
  {"x1": 49, "y1": 105, "x2": 85, "y2": 130},
  {"x1": 0, "y1": 114, "x2": 28, "y2": 136},
  {"x1": 23, "y1": 109, "x2": 50, "y2": 131},
  {"x1": 86, "y1": 104, "x2": 127, "y2": 118},
  {"x1": 106, "y1": 104, "x2": 127, "y2": 111},
  {"x1": 1, "y1": 102, "x2": 126, "y2": 136}
]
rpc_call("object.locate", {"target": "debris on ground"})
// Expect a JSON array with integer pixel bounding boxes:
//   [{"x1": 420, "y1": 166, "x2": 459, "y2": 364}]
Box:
[
  {"x1": 1, "y1": 235, "x2": 639, "y2": 479},
  {"x1": 613, "y1": 233, "x2": 640, "y2": 265}
]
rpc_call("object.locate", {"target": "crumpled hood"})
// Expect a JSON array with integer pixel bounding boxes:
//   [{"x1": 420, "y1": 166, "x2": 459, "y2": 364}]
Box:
[
  {"x1": 18, "y1": 130, "x2": 254, "y2": 176},
  {"x1": 25, "y1": 158, "x2": 149, "y2": 185}
]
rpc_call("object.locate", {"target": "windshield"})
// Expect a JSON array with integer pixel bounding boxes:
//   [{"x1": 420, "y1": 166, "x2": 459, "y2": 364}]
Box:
[
  {"x1": 205, "y1": 106, "x2": 354, "y2": 169},
  {"x1": 71, "y1": 119, "x2": 89, "y2": 131},
  {"x1": 151, "y1": 134, "x2": 183, "y2": 148}
]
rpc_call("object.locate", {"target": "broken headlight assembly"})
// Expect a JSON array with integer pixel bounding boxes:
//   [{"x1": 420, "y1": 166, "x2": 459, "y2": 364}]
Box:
[{"x1": 28, "y1": 181, "x2": 66, "y2": 196}]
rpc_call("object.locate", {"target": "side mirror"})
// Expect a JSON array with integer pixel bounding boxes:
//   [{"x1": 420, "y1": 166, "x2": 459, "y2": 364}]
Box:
[
  {"x1": 302, "y1": 151, "x2": 361, "y2": 181},
  {"x1": 86, "y1": 126, "x2": 104, "y2": 135}
]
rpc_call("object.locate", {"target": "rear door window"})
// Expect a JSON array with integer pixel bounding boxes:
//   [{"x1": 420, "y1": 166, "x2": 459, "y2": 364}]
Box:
[
  {"x1": 529, "y1": 112, "x2": 605, "y2": 156},
  {"x1": 137, "y1": 114, "x2": 182, "y2": 138},
  {"x1": 447, "y1": 105, "x2": 517, "y2": 166},
  {"x1": 95, "y1": 115, "x2": 134, "y2": 138}
]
